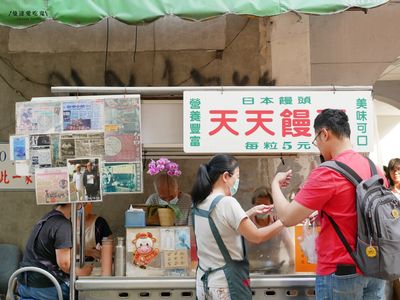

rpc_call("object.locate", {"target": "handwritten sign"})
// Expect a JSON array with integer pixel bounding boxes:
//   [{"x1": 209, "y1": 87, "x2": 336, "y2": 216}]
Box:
[
  {"x1": 0, "y1": 143, "x2": 34, "y2": 190},
  {"x1": 183, "y1": 90, "x2": 373, "y2": 153}
]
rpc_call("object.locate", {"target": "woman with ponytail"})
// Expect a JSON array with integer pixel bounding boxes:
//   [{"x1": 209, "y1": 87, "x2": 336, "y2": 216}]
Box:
[{"x1": 191, "y1": 154, "x2": 286, "y2": 300}]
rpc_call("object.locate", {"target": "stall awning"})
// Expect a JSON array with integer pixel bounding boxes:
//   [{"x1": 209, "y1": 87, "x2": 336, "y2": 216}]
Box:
[{"x1": 1, "y1": 0, "x2": 388, "y2": 28}]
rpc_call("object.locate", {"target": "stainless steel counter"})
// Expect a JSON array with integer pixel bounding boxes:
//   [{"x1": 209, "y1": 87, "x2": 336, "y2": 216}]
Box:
[{"x1": 76, "y1": 275, "x2": 316, "y2": 300}]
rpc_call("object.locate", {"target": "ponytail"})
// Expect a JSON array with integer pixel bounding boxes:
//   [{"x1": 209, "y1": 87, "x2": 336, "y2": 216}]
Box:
[
  {"x1": 191, "y1": 154, "x2": 238, "y2": 207},
  {"x1": 191, "y1": 164, "x2": 212, "y2": 207}
]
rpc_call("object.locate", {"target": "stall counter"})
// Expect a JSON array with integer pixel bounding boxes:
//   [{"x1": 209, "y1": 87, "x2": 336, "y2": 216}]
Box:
[{"x1": 76, "y1": 274, "x2": 316, "y2": 300}]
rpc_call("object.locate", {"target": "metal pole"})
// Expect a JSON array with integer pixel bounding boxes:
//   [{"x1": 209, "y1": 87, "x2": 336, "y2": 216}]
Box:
[
  {"x1": 51, "y1": 85, "x2": 373, "y2": 96},
  {"x1": 70, "y1": 202, "x2": 77, "y2": 300},
  {"x1": 79, "y1": 205, "x2": 85, "y2": 268}
]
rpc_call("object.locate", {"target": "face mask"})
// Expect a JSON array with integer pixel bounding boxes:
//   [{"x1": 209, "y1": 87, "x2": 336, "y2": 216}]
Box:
[
  {"x1": 256, "y1": 213, "x2": 269, "y2": 220},
  {"x1": 230, "y1": 178, "x2": 239, "y2": 196},
  {"x1": 158, "y1": 197, "x2": 178, "y2": 205}
]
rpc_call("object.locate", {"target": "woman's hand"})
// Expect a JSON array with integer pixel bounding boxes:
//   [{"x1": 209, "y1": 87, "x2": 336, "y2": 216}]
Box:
[{"x1": 246, "y1": 204, "x2": 273, "y2": 218}]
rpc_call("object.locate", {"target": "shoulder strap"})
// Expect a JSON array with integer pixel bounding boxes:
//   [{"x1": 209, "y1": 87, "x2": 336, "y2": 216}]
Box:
[
  {"x1": 321, "y1": 160, "x2": 362, "y2": 186},
  {"x1": 207, "y1": 195, "x2": 234, "y2": 263},
  {"x1": 366, "y1": 157, "x2": 378, "y2": 176},
  {"x1": 320, "y1": 210, "x2": 360, "y2": 269},
  {"x1": 193, "y1": 195, "x2": 235, "y2": 263},
  {"x1": 321, "y1": 157, "x2": 377, "y2": 186}
]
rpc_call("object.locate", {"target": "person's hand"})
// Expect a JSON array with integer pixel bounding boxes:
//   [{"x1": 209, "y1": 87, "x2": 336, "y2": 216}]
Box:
[
  {"x1": 76, "y1": 263, "x2": 93, "y2": 276},
  {"x1": 274, "y1": 170, "x2": 293, "y2": 188},
  {"x1": 308, "y1": 211, "x2": 318, "y2": 224},
  {"x1": 246, "y1": 204, "x2": 273, "y2": 218},
  {"x1": 86, "y1": 248, "x2": 101, "y2": 260}
]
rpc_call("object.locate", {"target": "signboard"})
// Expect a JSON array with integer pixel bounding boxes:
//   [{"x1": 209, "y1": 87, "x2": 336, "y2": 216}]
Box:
[
  {"x1": 183, "y1": 90, "x2": 373, "y2": 153},
  {"x1": 0, "y1": 143, "x2": 34, "y2": 190}
]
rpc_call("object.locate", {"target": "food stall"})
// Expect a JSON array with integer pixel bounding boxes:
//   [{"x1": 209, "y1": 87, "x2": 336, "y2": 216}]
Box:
[{"x1": 12, "y1": 86, "x2": 375, "y2": 299}]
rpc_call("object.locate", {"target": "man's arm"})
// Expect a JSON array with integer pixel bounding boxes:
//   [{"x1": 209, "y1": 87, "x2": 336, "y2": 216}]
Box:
[
  {"x1": 56, "y1": 248, "x2": 71, "y2": 273},
  {"x1": 271, "y1": 170, "x2": 314, "y2": 226},
  {"x1": 55, "y1": 248, "x2": 93, "y2": 276}
]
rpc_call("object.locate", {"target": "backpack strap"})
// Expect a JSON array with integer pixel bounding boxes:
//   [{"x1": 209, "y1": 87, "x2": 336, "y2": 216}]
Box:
[
  {"x1": 321, "y1": 157, "x2": 377, "y2": 187},
  {"x1": 321, "y1": 160, "x2": 362, "y2": 187},
  {"x1": 366, "y1": 157, "x2": 378, "y2": 176},
  {"x1": 320, "y1": 210, "x2": 360, "y2": 269}
]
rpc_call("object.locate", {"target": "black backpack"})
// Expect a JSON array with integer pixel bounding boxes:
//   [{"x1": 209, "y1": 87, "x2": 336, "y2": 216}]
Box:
[{"x1": 322, "y1": 157, "x2": 400, "y2": 280}]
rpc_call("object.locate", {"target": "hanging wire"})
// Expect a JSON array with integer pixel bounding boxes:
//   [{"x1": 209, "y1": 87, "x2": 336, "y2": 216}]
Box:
[
  {"x1": 133, "y1": 25, "x2": 138, "y2": 63},
  {"x1": 104, "y1": 18, "x2": 110, "y2": 83}
]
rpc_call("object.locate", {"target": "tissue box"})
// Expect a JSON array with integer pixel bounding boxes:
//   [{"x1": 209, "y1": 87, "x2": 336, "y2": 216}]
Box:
[{"x1": 125, "y1": 209, "x2": 146, "y2": 227}]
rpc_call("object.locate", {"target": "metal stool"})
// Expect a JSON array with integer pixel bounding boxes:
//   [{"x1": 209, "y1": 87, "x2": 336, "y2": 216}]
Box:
[{"x1": 7, "y1": 266, "x2": 63, "y2": 300}]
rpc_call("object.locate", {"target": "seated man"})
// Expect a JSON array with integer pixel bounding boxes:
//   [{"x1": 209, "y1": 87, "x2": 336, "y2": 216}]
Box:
[
  {"x1": 18, "y1": 203, "x2": 92, "y2": 300},
  {"x1": 145, "y1": 173, "x2": 192, "y2": 226}
]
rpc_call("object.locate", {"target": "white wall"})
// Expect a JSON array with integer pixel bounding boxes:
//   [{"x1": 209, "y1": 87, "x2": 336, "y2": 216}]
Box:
[
  {"x1": 310, "y1": 3, "x2": 400, "y2": 86},
  {"x1": 370, "y1": 101, "x2": 400, "y2": 167}
]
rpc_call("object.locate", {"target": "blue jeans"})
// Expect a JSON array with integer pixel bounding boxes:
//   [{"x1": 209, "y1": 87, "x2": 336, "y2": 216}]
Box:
[
  {"x1": 18, "y1": 281, "x2": 70, "y2": 300},
  {"x1": 316, "y1": 273, "x2": 385, "y2": 300}
]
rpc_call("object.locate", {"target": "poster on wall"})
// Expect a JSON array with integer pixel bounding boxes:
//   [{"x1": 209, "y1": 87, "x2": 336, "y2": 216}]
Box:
[
  {"x1": 183, "y1": 90, "x2": 374, "y2": 153},
  {"x1": 67, "y1": 158, "x2": 102, "y2": 202},
  {"x1": 104, "y1": 97, "x2": 141, "y2": 134},
  {"x1": 62, "y1": 100, "x2": 104, "y2": 132},
  {"x1": 101, "y1": 162, "x2": 142, "y2": 194},
  {"x1": 104, "y1": 97, "x2": 142, "y2": 162},
  {"x1": 35, "y1": 167, "x2": 70, "y2": 205},
  {"x1": 104, "y1": 133, "x2": 140, "y2": 162},
  {"x1": 16, "y1": 101, "x2": 62, "y2": 135},
  {"x1": 29, "y1": 134, "x2": 52, "y2": 173},
  {"x1": 60, "y1": 133, "x2": 105, "y2": 160},
  {"x1": 10, "y1": 135, "x2": 29, "y2": 161},
  {"x1": 0, "y1": 143, "x2": 34, "y2": 190},
  {"x1": 11, "y1": 94, "x2": 143, "y2": 197},
  {"x1": 15, "y1": 161, "x2": 32, "y2": 177}
]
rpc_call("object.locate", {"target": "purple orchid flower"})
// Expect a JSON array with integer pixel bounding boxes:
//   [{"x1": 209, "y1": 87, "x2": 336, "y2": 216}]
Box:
[{"x1": 147, "y1": 157, "x2": 181, "y2": 177}]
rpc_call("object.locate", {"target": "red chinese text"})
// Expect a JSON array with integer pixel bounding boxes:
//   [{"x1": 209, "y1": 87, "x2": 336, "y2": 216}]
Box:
[
  {"x1": 209, "y1": 110, "x2": 239, "y2": 136},
  {"x1": 245, "y1": 110, "x2": 275, "y2": 136},
  {"x1": 280, "y1": 109, "x2": 311, "y2": 137}
]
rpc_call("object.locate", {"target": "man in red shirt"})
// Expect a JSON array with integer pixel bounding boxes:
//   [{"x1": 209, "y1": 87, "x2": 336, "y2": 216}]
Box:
[{"x1": 271, "y1": 109, "x2": 386, "y2": 299}]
